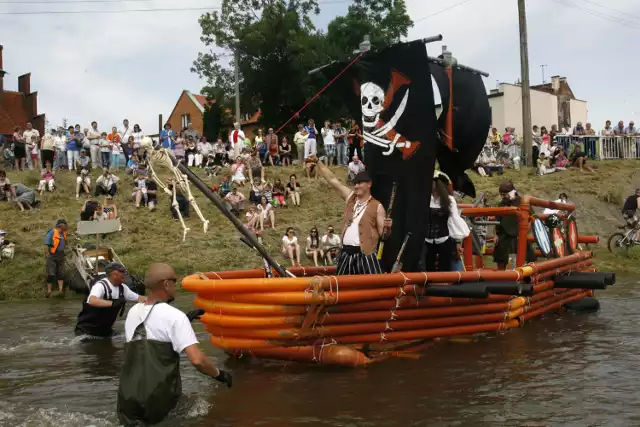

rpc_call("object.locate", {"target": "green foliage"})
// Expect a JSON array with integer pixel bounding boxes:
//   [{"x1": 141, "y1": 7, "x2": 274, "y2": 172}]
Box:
[{"x1": 191, "y1": 0, "x2": 413, "y2": 134}]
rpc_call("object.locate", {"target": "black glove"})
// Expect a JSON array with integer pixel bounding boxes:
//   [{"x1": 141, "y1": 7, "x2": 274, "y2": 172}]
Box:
[
  {"x1": 186, "y1": 309, "x2": 205, "y2": 323},
  {"x1": 214, "y1": 369, "x2": 233, "y2": 388}
]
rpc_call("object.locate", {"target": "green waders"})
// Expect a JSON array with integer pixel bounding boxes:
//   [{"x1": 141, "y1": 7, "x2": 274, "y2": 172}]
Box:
[{"x1": 117, "y1": 303, "x2": 182, "y2": 426}]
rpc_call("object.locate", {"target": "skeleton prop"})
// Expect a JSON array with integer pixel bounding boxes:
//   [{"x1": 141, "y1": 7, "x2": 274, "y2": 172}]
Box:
[
  {"x1": 361, "y1": 71, "x2": 420, "y2": 160},
  {"x1": 139, "y1": 137, "x2": 210, "y2": 241}
]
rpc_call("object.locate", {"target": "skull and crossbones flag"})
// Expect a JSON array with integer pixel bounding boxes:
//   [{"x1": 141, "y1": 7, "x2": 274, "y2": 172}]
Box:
[{"x1": 325, "y1": 40, "x2": 439, "y2": 272}]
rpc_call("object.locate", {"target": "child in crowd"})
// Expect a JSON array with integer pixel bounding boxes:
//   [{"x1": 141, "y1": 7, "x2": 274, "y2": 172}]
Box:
[
  {"x1": 111, "y1": 138, "x2": 122, "y2": 171},
  {"x1": 38, "y1": 161, "x2": 56, "y2": 194},
  {"x1": 103, "y1": 195, "x2": 118, "y2": 219},
  {"x1": 204, "y1": 154, "x2": 220, "y2": 178},
  {"x1": 272, "y1": 178, "x2": 287, "y2": 208},
  {"x1": 99, "y1": 132, "x2": 111, "y2": 169},
  {"x1": 133, "y1": 172, "x2": 148, "y2": 208},
  {"x1": 126, "y1": 153, "x2": 140, "y2": 175},
  {"x1": 245, "y1": 205, "x2": 259, "y2": 231},
  {"x1": 262, "y1": 181, "x2": 273, "y2": 205}
]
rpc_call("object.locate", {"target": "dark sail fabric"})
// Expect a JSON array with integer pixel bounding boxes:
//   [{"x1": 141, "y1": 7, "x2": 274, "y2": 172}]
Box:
[
  {"x1": 117, "y1": 303, "x2": 182, "y2": 426},
  {"x1": 430, "y1": 63, "x2": 491, "y2": 197},
  {"x1": 329, "y1": 40, "x2": 439, "y2": 272}
]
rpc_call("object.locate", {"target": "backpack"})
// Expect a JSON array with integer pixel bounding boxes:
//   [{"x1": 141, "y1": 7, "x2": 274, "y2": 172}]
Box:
[{"x1": 622, "y1": 195, "x2": 638, "y2": 214}]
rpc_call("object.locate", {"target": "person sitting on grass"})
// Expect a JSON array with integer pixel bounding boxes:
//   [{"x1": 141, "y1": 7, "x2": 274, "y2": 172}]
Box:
[
  {"x1": 213, "y1": 137, "x2": 228, "y2": 166},
  {"x1": 553, "y1": 148, "x2": 569, "y2": 169},
  {"x1": 75, "y1": 150, "x2": 92, "y2": 199},
  {"x1": 167, "y1": 178, "x2": 189, "y2": 220},
  {"x1": 279, "y1": 135, "x2": 292, "y2": 167},
  {"x1": 231, "y1": 156, "x2": 247, "y2": 187},
  {"x1": 126, "y1": 153, "x2": 140, "y2": 175},
  {"x1": 245, "y1": 205, "x2": 259, "y2": 231},
  {"x1": 80, "y1": 195, "x2": 100, "y2": 221},
  {"x1": 304, "y1": 156, "x2": 317, "y2": 179},
  {"x1": 0, "y1": 170, "x2": 12, "y2": 201},
  {"x1": 217, "y1": 174, "x2": 232, "y2": 198},
  {"x1": 204, "y1": 154, "x2": 220, "y2": 178},
  {"x1": 281, "y1": 227, "x2": 301, "y2": 267},
  {"x1": 569, "y1": 144, "x2": 593, "y2": 172},
  {"x1": 536, "y1": 152, "x2": 557, "y2": 176},
  {"x1": 247, "y1": 151, "x2": 264, "y2": 184},
  {"x1": 0, "y1": 229, "x2": 16, "y2": 261},
  {"x1": 38, "y1": 161, "x2": 56, "y2": 195},
  {"x1": 272, "y1": 178, "x2": 287, "y2": 208},
  {"x1": 257, "y1": 195, "x2": 275, "y2": 231},
  {"x1": 96, "y1": 167, "x2": 120, "y2": 196},
  {"x1": 224, "y1": 186, "x2": 246, "y2": 217},
  {"x1": 12, "y1": 183, "x2": 38, "y2": 211},
  {"x1": 92, "y1": 201, "x2": 107, "y2": 220},
  {"x1": 133, "y1": 172, "x2": 149, "y2": 208},
  {"x1": 262, "y1": 181, "x2": 273, "y2": 205},
  {"x1": 305, "y1": 226, "x2": 324, "y2": 267},
  {"x1": 347, "y1": 155, "x2": 366, "y2": 184},
  {"x1": 249, "y1": 179, "x2": 263, "y2": 205},
  {"x1": 103, "y1": 195, "x2": 118, "y2": 219},
  {"x1": 286, "y1": 174, "x2": 301, "y2": 207},
  {"x1": 321, "y1": 225, "x2": 342, "y2": 265}
]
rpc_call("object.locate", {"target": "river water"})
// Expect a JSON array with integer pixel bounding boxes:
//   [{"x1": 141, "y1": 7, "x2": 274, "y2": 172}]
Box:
[{"x1": 1, "y1": 278, "x2": 639, "y2": 427}]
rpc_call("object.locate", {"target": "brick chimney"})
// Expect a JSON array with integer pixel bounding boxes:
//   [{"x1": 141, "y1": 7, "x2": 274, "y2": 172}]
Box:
[
  {"x1": 551, "y1": 76, "x2": 560, "y2": 93},
  {"x1": 18, "y1": 73, "x2": 31, "y2": 96},
  {"x1": 0, "y1": 45, "x2": 5, "y2": 99}
]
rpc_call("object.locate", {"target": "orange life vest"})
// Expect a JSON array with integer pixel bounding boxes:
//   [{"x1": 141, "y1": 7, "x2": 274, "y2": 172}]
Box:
[{"x1": 50, "y1": 228, "x2": 67, "y2": 254}]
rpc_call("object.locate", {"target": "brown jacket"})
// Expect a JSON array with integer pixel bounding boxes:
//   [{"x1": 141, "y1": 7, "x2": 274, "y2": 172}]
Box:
[{"x1": 341, "y1": 193, "x2": 381, "y2": 255}]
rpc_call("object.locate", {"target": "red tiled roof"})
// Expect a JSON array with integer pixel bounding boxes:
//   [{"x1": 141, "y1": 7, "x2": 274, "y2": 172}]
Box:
[
  {"x1": 192, "y1": 94, "x2": 214, "y2": 108},
  {"x1": 0, "y1": 91, "x2": 29, "y2": 135}
]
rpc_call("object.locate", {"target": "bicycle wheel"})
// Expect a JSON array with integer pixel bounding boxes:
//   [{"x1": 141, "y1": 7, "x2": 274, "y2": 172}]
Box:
[{"x1": 608, "y1": 232, "x2": 630, "y2": 254}]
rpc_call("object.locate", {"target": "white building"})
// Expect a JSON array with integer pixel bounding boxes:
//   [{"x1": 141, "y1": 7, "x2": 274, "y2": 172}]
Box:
[{"x1": 436, "y1": 76, "x2": 588, "y2": 135}]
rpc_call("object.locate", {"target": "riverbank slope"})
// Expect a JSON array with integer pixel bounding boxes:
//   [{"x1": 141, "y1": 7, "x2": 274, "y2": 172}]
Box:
[{"x1": 1, "y1": 160, "x2": 638, "y2": 300}]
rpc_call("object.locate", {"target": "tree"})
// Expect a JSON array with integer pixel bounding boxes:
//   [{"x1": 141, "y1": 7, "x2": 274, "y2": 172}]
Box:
[{"x1": 192, "y1": 0, "x2": 413, "y2": 133}]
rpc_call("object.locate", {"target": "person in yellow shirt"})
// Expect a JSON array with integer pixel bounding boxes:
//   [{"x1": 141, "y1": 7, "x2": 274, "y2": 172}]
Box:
[{"x1": 488, "y1": 127, "x2": 501, "y2": 148}]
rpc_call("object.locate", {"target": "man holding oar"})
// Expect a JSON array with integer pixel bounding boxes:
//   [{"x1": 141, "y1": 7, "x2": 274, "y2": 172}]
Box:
[{"x1": 314, "y1": 156, "x2": 391, "y2": 274}]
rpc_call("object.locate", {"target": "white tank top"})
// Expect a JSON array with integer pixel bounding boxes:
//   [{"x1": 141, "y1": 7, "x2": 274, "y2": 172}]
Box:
[{"x1": 343, "y1": 203, "x2": 368, "y2": 246}]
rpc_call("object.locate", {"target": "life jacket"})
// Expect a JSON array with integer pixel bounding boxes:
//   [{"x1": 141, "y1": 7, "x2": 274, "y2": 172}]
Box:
[
  {"x1": 117, "y1": 302, "x2": 181, "y2": 426},
  {"x1": 75, "y1": 279, "x2": 125, "y2": 337},
  {"x1": 50, "y1": 228, "x2": 67, "y2": 255},
  {"x1": 623, "y1": 195, "x2": 638, "y2": 214}
]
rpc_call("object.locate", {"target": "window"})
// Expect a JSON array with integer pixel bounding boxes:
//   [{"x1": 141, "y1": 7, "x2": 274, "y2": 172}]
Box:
[{"x1": 181, "y1": 113, "x2": 191, "y2": 130}]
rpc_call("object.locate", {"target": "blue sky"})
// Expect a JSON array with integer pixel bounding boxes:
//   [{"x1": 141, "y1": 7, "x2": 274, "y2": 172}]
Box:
[{"x1": 1, "y1": 0, "x2": 638, "y2": 133}]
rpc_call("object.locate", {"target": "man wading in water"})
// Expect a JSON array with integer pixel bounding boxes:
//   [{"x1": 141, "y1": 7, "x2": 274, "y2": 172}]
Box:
[
  {"x1": 315, "y1": 157, "x2": 391, "y2": 274},
  {"x1": 117, "y1": 263, "x2": 232, "y2": 426},
  {"x1": 75, "y1": 263, "x2": 146, "y2": 337}
]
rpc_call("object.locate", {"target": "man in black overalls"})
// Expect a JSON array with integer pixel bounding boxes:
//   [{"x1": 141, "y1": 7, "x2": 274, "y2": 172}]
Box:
[
  {"x1": 75, "y1": 262, "x2": 145, "y2": 337},
  {"x1": 117, "y1": 263, "x2": 232, "y2": 426}
]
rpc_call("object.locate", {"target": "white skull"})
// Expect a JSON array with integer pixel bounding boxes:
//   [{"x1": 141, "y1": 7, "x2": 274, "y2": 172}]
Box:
[
  {"x1": 360, "y1": 82, "x2": 385, "y2": 130},
  {"x1": 140, "y1": 136, "x2": 154, "y2": 149}
]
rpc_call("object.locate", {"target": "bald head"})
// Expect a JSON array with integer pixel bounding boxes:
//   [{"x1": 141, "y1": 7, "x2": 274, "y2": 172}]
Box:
[{"x1": 145, "y1": 263, "x2": 177, "y2": 291}]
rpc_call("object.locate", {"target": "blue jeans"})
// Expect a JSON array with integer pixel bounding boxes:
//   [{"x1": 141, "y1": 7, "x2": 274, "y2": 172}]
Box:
[
  {"x1": 336, "y1": 143, "x2": 347, "y2": 165},
  {"x1": 101, "y1": 152, "x2": 111, "y2": 169}
]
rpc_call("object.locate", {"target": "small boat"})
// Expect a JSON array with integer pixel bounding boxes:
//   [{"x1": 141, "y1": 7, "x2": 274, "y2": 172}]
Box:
[{"x1": 182, "y1": 195, "x2": 615, "y2": 366}]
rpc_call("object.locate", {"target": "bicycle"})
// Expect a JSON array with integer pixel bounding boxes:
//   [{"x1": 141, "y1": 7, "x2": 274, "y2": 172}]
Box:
[{"x1": 607, "y1": 218, "x2": 640, "y2": 254}]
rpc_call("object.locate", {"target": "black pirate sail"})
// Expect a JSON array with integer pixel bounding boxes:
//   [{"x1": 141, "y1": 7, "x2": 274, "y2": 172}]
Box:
[
  {"x1": 430, "y1": 62, "x2": 491, "y2": 197},
  {"x1": 329, "y1": 40, "x2": 439, "y2": 272}
]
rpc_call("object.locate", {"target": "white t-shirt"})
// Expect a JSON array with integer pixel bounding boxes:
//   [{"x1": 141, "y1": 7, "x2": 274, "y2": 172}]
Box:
[
  {"x1": 342, "y1": 194, "x2": 382, "y2": 246},
  {"x1": 87, "y1": 278, "x2": 140, "y2": 303},
  {"x1": 258, "y1": 203, "x2": 272, "y2": 218},
  {"x1": 87, "y1": 128, "x2": 101, "y2": 143},
  {"x1": 132, "y1": 131, "x2": 145, "y2": 148},
  {"x1": 125, "y1": 302, "x2": 198, "y2": 354},
  {"x1": 321, "y1": 127, "x2": 335, "y2": 145},
  {"x1": 119, "y1": 126, "x2": 133, "y2": 143},
  {"x1": 321, "y1": 234, "x2": 341, "y2": 249},
  {"x1": 54, "y1": 135, "x2": 67, "y2": 151},
  {"x1": 282, "y1": 235, "x2": 298, "y2": 250},
  {"x1": 229, "y1": 129, "x2": 246, "y2": 148},
  {"x1": 23, "y1": 129, "x2": 40, "y2": 153}
]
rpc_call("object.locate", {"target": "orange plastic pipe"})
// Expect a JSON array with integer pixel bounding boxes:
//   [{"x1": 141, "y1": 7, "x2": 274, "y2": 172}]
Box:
[
  {"x1": 520, "y1": 290, "x2": 590, "y2": 322},
  {"x1": 534, "y1": 260, "x2": 594, "y2": 281},
  {"x1": 321, "y1": 298, "x2": 526, "y2": 325},
  {"x1": 193, "y1": 295, "x2": 306, "y2": 316},
  {"x1": 463, "y1": 234, "x2": 474, "y2": 271},
  {"x1": 520, "y1": 195, "x2": 576, "y2": 212},
  {"x1": 522, "y1": 289, "x2": 582, "y2": 313},
  {"x1": 332, "y1": 320, "x2": 519, "y2": 344},
  {"x1": 201, "y1": 312, "x2": 303, "y2": 329},
  {"x1": 210, "y1": 336, "x2": 279, "y2": 349},
  {"x1": 205, "y1": 310, "x2": 524, "y2": 340},
  {"x1": 526, "y1": 234, "x2": 599, "y2": 244},
  {"x1": 183, "y1": 270, "x2": 532, "y2": 294},
  {"x1": 246, "y1": 345, "x2": 374, "y2": 366},
  {"x1": 460, "y1": 207, "x2": 519, "y2": 217}
]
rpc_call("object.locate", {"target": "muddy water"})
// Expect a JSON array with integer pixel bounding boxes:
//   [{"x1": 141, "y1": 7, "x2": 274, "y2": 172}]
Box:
[{"x1": 1, "y1": 279, "x2": 639, "y2": 427}]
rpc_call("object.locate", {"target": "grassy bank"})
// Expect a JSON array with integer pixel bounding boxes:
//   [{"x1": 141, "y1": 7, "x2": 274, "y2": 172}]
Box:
[{"x1": 1, "y1": 160, "x2": 638, "y2": 300}]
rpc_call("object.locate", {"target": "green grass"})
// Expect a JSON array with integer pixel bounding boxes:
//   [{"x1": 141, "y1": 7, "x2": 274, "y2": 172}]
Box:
[{"x1": 1, "y1": 160, "x2": 639, "y2": 300}]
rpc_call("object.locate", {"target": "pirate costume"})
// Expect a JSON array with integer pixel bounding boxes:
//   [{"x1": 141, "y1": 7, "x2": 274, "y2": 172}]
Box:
[
  {"x1": 493, "y1": 182, "x2": 536, "y2": 266},
  {"x1": 336, "y1": 171, "x2": 384, "y2": 275},
  {"x1": 422, "y1": 172, "x2": 456, "y2": 272}
]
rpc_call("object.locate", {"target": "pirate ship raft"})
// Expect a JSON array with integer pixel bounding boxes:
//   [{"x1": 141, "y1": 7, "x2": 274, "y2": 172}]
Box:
[
  {"x1": 179, "y1": 39, "x2": 614, "y2": 366},
  {"x1": 182, "y1": 196, "x2": 614, "y2": 366}
]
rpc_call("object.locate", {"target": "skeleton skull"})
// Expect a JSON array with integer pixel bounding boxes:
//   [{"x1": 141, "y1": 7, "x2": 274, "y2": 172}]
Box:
[{"x1": 360, "y1": 82, "x2": 385, "y2": 130}]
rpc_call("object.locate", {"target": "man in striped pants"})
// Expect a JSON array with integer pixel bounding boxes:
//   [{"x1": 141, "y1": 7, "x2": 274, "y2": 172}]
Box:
[{"x1": 315, "y1": 157, "x2": 391, "y2": 275}]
